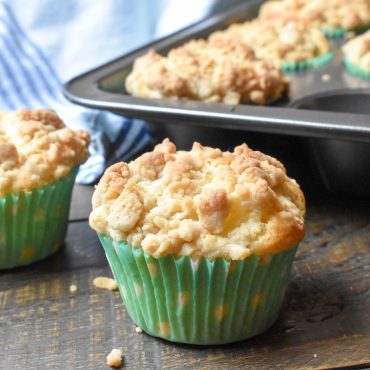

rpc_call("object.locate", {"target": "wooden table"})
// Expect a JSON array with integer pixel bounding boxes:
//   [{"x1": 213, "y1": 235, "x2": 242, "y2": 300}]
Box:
[{"x1": 0, "y1": 175, "x2": 369, "y2": 369}]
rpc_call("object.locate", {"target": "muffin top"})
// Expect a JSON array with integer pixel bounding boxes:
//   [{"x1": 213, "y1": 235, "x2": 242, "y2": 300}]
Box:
[
  {"x1": 90, "y1": 139, "x2": 305, "y2": 260},
  {"x1": 342, "y1": 30, "x2": 370, "y2": 71},
  {"x1": 260, "y1": 0, "x2": 370, "y2": 31},
  {"x1": 209, "y1": 19, "x2": 330, "y2": 65},
  {"x1": 125, "y1": 39, "x2": 289, "y2": 105},
  {"x1": 0, "y1": 109, "x2": 89, "y2": 196}
]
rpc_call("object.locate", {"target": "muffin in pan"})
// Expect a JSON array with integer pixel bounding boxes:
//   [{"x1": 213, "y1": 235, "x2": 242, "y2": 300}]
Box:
[
  {"x1": 0, "y1": 109, "x2": 89, "y2": 268},
  {"x1": 259, "y1": 0, "x2": 370, "y2": 38},
  {"x1": 209, "y1": 19, "x2": 332, "y2": 72},
  {"x1": 126, "y1": 39, "x2": 289, "y2": 105},
  {"x1": 342, "y1": 30, "x2": 370, "y2": 79},
  {"x1": 89, "y1": 139, "x2": 305, "y2": 344}
]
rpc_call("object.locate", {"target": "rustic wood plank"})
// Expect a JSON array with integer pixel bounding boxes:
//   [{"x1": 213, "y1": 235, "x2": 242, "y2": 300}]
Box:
[{"x1": 0, "y1": 192, "x2": 369, "y2": 369}]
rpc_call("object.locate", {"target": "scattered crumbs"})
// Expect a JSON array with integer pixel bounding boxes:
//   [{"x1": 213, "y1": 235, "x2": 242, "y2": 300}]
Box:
[
  {"x1": 69, "y1": 284, "x2": 78, "y2": 293},
  {"x1": 321, "y1": 74, "x2": 331, "y2": 82},
  {"x1": 106, "y1": 348, "x2": 123, "y2": 368},
  {"x1": 135, "y1": 326, "x2": 143, "y2": 333},
  {"x1": 284, "y1": 319, "x2": 295, "y2": 333},
  {"x1": 313, "y1": 354, "x2": 318, "y2": 358},
  {"x1": 93, "y1": 277, "x2": 118, "y2": 291}
]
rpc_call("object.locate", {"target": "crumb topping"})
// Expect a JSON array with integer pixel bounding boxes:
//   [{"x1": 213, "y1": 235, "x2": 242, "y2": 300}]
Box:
[
  {"x1": 260, "y1": 0, "x2": 370, "y2": 31},
  {"x1": 0, "y1": 109, "x2": 89, "y2": 196},
  {"x1": 342, "y1": 30, "x2": 370, "y2": 72},
  {"x1": 209, "y1": 19, "x2": 330, "y2": 65},
  {"x1": 126, "y1": 39, "x2": 289, "y2": 105},
  {"x1": 106, "y1": 349, "x2": 123, "y2": 368},
  {"x1": 93, "y1": 276, "x2": 118, "y2": 291},
  {"x1": 90, "y1": 139, "x2": 305, "y2": 260}
]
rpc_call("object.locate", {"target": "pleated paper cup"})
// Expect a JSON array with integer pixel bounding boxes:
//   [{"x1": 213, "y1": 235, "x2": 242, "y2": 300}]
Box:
[
  {"x1": 343, "y1": 58, "x2": 370, "y2": 79},
  {"x1": 0, "y1": 168, "x2": 78, "y2": 269},
  {"x1": 322, "y1": 24, "x2": 370, "y2": 39},
  {"x1": 281, "y1": 52, "x2": 334, "y2": 73},
  {"x1": 99, "y1": 235, "x2": 297, "y2": 345}
]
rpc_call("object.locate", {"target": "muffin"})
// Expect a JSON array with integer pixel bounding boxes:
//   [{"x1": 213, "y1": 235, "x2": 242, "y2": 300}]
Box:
[
  {"x1": 126, "y1": 39, "x2": 289, "y2": 105},
  {"x1": 89, "y1": 139, "x2": 306, "y2": 344},
  {"x1": 0, "y1": 109, "x2": 89, "y2": 268},
  {"x1": 209, "y1": 19, "x2": 332, "y2": 72},
  {"x1": 260, "y1": 0, "x2": 370, "y2": 38},
  {"x1": 342, "y1": 30, "x2": 370, "y2": 78}
]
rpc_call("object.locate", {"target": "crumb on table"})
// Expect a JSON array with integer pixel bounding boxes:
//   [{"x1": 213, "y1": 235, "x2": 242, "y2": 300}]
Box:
[
  {"x1": 93, "y1": 277, "x2": 118, "y2": 291},
  {"x1": 69, "y1": 284, "x2": 78, "y2": 293},
  {"x1": 135, "y1": 326, "x2": 143, "y2": 333},
  {"x1": 106, "y1": 348, "x2": 123, "y2": 368},
  {"x1": 321, "y1": 74, "x2": 331, "y2": 81}
]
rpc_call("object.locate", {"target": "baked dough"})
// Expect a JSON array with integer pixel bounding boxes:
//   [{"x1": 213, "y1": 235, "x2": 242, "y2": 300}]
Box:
[
  {"x1": 126, "y1": 39, "x2": 288, "y2": 105},
  {"x1": 209, "y1": 19, "x2": 330, "y2": 65},
  {"x1": 90, "y1": 139, "x2": 305, "y2": 260},
  {"x1": 0, "y1": 109, "x2": 89, "y2": 196},
  {"x1": 342, "y1": 30, "x2": 370, "y2": 72},
  {"x1": 260, "y1": 0, "x2": 370, "y2": 31}
]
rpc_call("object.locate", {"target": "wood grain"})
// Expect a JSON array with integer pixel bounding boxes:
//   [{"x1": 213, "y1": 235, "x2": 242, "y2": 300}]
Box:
[{"x1": 0, "y1": 188, "x2": 369, "y2": 369}]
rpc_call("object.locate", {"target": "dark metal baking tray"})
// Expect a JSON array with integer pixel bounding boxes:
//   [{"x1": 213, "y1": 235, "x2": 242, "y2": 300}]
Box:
[
  {"x1": 64, "y1": 0, "x2": 370, "y2": 143},
  {"x1": 63, "y1": 0, "x2": 370, "y2": 196}
]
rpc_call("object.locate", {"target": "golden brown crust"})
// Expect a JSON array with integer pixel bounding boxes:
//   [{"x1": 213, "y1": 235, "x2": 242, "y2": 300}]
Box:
[
  {"x1": 259, "y1": 0, "x2": 370, "y2": 31},
  {"x1": 342, "y1": 30, "x2": 370, "y2": 72},
  {"x1": 209, "y1": 19, "x2": 330, "y2": 65},
  {"x1": 0, "y1": 109, "x2": 89, "y2": 196},
  {"x1": 17, "y1": 108, "x2": 64, "y2": 128},
  {"x1": 90, "y1": 139, "x2": 305, "y2": 260},
  {"x1": 126, "y1": 40, "x2": 289, "y2": 105}
]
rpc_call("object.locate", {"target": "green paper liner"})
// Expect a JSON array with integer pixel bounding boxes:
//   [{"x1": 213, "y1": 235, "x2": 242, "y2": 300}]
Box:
[
  {"x1": 343, "y1": 58, "x2": 370, "y2": 79},
  {"x1": 322, "y1": 23, "x2": 370, "y2": 39},
  {"x1": 99, "y1": 235, "x2": 298, "y2": 345},
  {"x1": 281, "y1": 52, "x2": 334, "y2": 73},
  {"x1": 0, "y1": 168, "x2": 78, "y2": 269}
]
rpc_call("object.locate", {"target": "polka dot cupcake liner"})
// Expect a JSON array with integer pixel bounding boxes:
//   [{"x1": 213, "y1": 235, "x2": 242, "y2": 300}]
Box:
[
  {"x1": 0, "y1": 168, "x2": 78, "y2": 269},
  {"x1": 99, "y1": 235, "x2": 298, "y2": 345},
  {"x1": 281, "y1": 52, "x2": 334, "y2": 74},
  {"x1": 343, "y1": 58, "x2": 370, "y2": 79},
  {"x1": 322, "y1": 24, "x2": 370, "y2": 39}
]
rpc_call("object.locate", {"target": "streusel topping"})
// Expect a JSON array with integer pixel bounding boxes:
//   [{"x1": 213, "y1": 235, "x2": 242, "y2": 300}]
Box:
[
  {"x1": 126, "y1": 39, "x2": 289, "y2": 105},
  {"x1": 209, "y1": 19, "x2": 330, "y2": 65},
  {"x1": 342, "y1": 30, "x2": 370, "y2": 72},
  {"x1": 260, "y1": 0, "x2": 370, "y2": 31},
  {"x1": 90, "y1": 139, "x2": 305, "y2": 260},
  {"x1": 0, "y1": 109, "x2": 89, "y2": 196}
]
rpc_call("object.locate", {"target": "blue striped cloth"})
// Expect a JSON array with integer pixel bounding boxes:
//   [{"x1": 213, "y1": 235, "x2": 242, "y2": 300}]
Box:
[
  {"x1": 0, "y1": 0, "x2": 232, "y2": 183},
  {"x1": 0, "y1": 1, "x2": 150, "y2": 184}
]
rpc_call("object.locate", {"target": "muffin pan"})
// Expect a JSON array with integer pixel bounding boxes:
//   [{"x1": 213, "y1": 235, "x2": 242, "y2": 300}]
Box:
[
  {"x1": 64, "y1": 0, "x2": 370, "y2": 195},
  {"x1": 291, "y1": 89, "x2": 370, "y2": 197}
]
